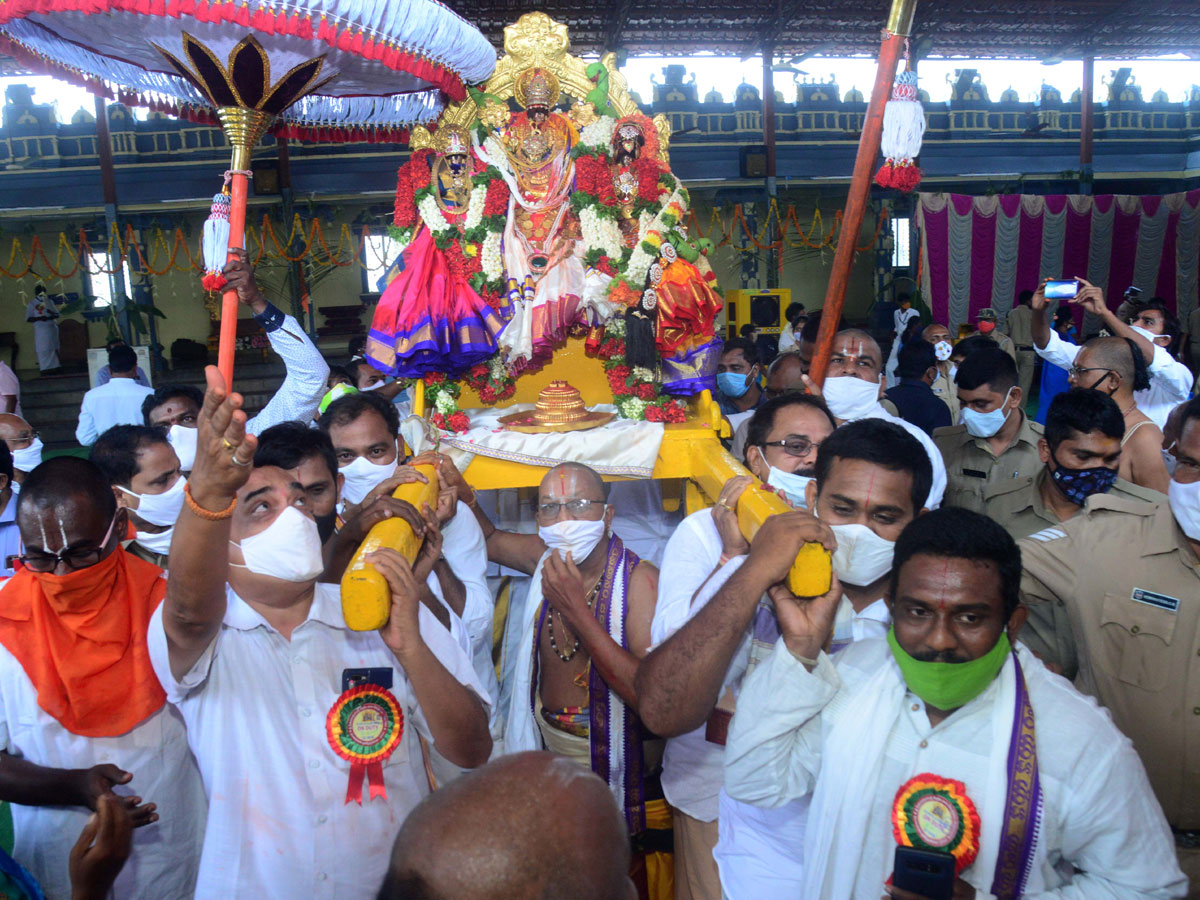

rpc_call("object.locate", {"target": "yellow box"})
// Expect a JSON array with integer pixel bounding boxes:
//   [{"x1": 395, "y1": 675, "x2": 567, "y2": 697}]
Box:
[{"x1": 724, "y1": 288, "x2": 792, "y2": 337}]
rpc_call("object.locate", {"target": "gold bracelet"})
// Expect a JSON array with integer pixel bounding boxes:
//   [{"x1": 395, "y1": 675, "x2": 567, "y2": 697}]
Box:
[{"x1": 184, "y1": 483, "x2": 237, "y2": 521}]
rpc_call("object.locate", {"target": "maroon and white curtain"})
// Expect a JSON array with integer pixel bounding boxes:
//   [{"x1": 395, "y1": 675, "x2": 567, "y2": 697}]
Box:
[{"x1": 917, "y1": 191, "x2": 1200, "y2": 331}]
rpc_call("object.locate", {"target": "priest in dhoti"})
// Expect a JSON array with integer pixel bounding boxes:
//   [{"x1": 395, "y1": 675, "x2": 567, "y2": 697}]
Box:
[
  {"x1": 451, "y1": 460, "x2": 670, "y2": 894},
  {"x1": 724, "y1": 507, "x2": 1185, "y2": 900},
  {"x1": 25, "y1": 285, "x2": 61, "y2": 373}
]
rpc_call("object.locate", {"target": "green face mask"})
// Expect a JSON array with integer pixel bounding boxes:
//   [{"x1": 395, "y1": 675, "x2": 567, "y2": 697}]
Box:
[{"x1": 887, "y1": 628, "x2": 1012, "y2": 711}]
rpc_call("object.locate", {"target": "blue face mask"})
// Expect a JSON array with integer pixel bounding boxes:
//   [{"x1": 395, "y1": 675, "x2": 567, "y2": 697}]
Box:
[
  {"x1": 960, "y1": 387, "x2": 1014, "y2": 438},
  {"x1": 717, "y1": 370, "x2": 753, "y2": 399},
  {"x1": 767, "y1": 466, "x2": 813, "y2": 508},
  {"x1": 1050, "y1": 455, "x2": 1119, "y2": 506}
]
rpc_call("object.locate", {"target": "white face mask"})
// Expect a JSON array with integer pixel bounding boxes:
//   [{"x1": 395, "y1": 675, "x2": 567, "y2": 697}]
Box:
[
  {"x1": 135, "y1": 526, "x2": 175, "y2": 556},
  {"x1": 360, "y1": 381, "x2": 385, "y2": 392},
  {"x1": 119, "y1": 474, "x2": 186, "y2": 528},
  {"x1": 1130, "y1": 324, "x2": 1167, "y2": 347},
  {"x1": 1168, "y1": 478, "x2": 1200, "y2": 541},
  {"x1": 767, "y1": 466, "x2": 813, "y2": 509},
  {"x1": 933, "y1": 340, "x2": 953, "y2": 362},
  {"x1": 339, "y1": 452, "x2": 399, "y2": 506},
  {"x1": 822, "y1": 376, "x2": 881, "y2": 422},
  {"x1": 11, "y1": 437, "x2": 43, "y2": 473},
  {"x1": 167, "y1": 424, "x2": 198, "y2": 472},
  {"x1": 960, "y1": 387, "x2": 1014, "y2": 438},
  {"x1": 539, "y1": 518, "x2": 607, "y2": 561},
  {"x1": 231, "y1": 506, "x2": 325, "y2": 583},
  {"x1": 829, "y1": 522, "x2": 896, "y2": 587}
]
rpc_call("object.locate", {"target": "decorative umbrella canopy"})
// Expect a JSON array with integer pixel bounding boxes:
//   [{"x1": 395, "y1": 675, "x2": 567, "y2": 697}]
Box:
[
  {"x1": 0, "y1": 0, "x2": 496, "y2": 140},
  {"x1": 0, "y1": 0, "x2": 496, "y2": 386}
]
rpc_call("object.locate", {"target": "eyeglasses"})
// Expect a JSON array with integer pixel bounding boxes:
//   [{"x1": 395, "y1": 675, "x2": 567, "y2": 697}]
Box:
[
  {"x1": 534, "y1": 499, "x2": 606, "y2": 520},
  {"x1": 760, "y1": 437, "x2": 821, "y2": 458},
  {"x1": 17, "y1": 513, "x2": 118, "y2": 573},
  {"x1": 2, "y1": 430, "x2": 38, "y2": 448},
  {"x1": 1067, "y1": 365, "x2": 1112, "y2": 379}
]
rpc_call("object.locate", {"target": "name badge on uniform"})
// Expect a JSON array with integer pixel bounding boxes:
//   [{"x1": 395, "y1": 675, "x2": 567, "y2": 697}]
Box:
[
  {"x1": 327, "y1": 682, "x2": 403, "y2": 805},
  {"x1": 962, "y1": 468, "x2": 988, "y2": 479},
  {"x1": 1131, "y1": 589, "x2": 1179, "y2": 613}
]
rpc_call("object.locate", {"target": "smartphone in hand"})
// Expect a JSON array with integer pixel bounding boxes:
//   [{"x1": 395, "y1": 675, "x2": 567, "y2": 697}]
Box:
[
  {"x1": 892, "y1": 846, "x2": 957, "y2": 900},
  {"x1": 1044, "y1": 279, "x2": 1079, "y2": 300}
]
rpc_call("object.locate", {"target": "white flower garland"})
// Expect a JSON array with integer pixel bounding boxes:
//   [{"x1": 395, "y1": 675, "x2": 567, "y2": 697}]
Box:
[
  {"x1": 463, "y1": 182, "x2": 487, "y2": 231},
  {"x1": 481, "y1": 230, "x2": 504, "y2": 280},
  {"x1": 579, "y1": 204, "x2": 624, "y2": 262},
  {"x1": 417, "y1": 194, "x2": 452, "y2": 235},
  {"x1": 579, "y1": 115, "x2": 616, "y2": 151}
]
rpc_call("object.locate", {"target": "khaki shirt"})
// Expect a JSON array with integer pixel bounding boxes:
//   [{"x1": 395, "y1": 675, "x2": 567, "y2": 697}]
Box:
[
  {"x1": 1018, "y1": 495, "x2": 1200, "y2": 828},
  {"x1": 1006, "y1": 305, "x2": 1034, "y2": 348},
  {"x1": 933, "y1": 414, "x2": 1043, "y2": 513},
  {"x1": 985, "y1": 467, "x2": 1164, "y2": 540}
]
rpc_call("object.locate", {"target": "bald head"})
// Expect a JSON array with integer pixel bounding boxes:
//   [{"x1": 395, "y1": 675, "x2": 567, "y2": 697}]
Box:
[
  {"x1": 0, "y1": 413, "x2": 30, "y2": 443},
  {"x1": 1079, "y1": 337, "x2": 1136, "y2": 381},
  {"x1": 379, "y1": 752, "x2": 635, "y2": 900},
  {"x1": 541, "y1": 462, "x2": 608, "y2": 501},
  {"x1": 764, "y1": 352, "x2": 806, "y2": 398}
]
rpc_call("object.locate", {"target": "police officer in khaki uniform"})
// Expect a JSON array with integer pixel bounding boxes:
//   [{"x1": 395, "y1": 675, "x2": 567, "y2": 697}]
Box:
[
  {"x1": 1018, "y1": 397, "x2": 1200, "y2": 888},
  {"x1": 973, "y1": 307, "x2": 1017, "y2": 359},
  {"x1": 922, "y1": 322, "x2": 960, "y2": 424},
  {"x1": 934, "y1": 346, "x2": 1042, "y2": 512},
  {"x1": 1006, "y1": 291, "x2": 1037, "y2": 399},
  {"x1": 986, "y1": 387, "x2": 1162, "y2": 540}
]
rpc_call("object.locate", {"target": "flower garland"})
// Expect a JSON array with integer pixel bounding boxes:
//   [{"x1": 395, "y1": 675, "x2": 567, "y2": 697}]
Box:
[
  {"x1": 463, "y1": 356, "x2": 518, "y2": 405},
  {"x1": 422, "y1": 372, "x2": 472, "y2": 433},
  {"x1": 391, "y1": 147, "x2": 511, "y2": 309},
  {"x1": 589, "y1": 318, "x2": 687, "y2": 422}
]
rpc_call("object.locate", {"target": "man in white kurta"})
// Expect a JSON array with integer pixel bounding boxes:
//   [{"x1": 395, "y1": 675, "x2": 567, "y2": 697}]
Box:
[
  {"x1": 724, "y1": 506, "x2": 1186, "y2": 900},
  {"x1": 640, "y1": 413, "x2": 932, "y2": 900},
  {"x1": 152, "y1": 368, "x2": 492, "y2": 900},
  {"x1": 25, "y1": 287, "x2": 60, "y2": 372}
]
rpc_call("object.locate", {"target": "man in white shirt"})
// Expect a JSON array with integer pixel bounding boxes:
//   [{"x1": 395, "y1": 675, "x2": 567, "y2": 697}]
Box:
[
  {"x1": 638, "y1": 416, "x2": 932, "y2": 900},
  {"x1": 318, "y1": 393, "x2": 496, "y2": 704},
  {"x1": 803, "y1": 328, "x2": 946, "y2": 507},
  {"x1": 1032, "y1": 279, "x2": 1191, "y2": 430},
  {"x1": 76, "y1": 344, "x2": 154, "y2": 446},
  {"x1": 724, "y1": 506, "x2": 1186, "y2": 900},
  {"x1": 0, "y1": 457, "x2": 204, "y2": 899},
  {"x1": 141, "y1": 251, "x2": 329, "y2": 457},
  {"x1": 148, "y1": 367, "x2": 492, "y2": 899}
]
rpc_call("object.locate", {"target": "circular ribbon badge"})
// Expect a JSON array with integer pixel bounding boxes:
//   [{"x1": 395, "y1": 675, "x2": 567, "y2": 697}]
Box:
[
  {"x1": 892, "y1": 773, "x2": 981, "y2": 874},
  {"x1": 327, "y1": 684, "x2": 404, "y2": 805}
]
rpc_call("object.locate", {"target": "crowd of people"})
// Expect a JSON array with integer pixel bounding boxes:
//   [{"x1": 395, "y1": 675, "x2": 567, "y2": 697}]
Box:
[{"x1": 0, "y1": 258, "x2": 1196, "y2": 900}]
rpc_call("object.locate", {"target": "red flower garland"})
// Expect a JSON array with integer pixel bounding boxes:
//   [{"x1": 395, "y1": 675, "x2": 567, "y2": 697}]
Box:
[{"x1": 634, "y1": 156, "x2": 666, "y2": 204}]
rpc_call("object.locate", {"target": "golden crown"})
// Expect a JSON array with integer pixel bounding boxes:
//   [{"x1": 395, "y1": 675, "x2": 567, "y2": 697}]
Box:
[
  {"x1": 515, "y1": 67, "x2": 561, "y2": 109},
  {"x1": 432, "y1": 125, "x2": 469, "y2": 157}
]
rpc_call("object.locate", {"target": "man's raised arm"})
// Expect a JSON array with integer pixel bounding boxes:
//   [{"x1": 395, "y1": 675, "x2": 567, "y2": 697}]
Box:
[
  {"x1": 636, "y1": 510, "x2": 836, "y2": 737},
  {"x1": 162, "y1": 367, "x2": 257, "y2": 681}
]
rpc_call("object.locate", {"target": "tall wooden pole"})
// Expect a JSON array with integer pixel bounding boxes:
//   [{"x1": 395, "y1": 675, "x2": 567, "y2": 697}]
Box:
[
  {"x1": 808, "y1": 0, "x2": 917, "y2": 385},
  {"x1": 763, "y1": 42, "x2": 779, "y2": 287},
  {"x1": 93, "y1": 95, "x2": 132, "y2": 343},
  {"x1": 1080, "y1": 52, "x2": 1095, "y2": 195}
]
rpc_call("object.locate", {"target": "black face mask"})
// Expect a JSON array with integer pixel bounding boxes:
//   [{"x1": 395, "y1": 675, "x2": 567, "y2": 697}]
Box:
[
  {"x1": 1088, "y1": 371, "x2": 1118, "y2": 396},
  {"x1": 315, "y1": 510, "x2": 338, "y2": 545}
]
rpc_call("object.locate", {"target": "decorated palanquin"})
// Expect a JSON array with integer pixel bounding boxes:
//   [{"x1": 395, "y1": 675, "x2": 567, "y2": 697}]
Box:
[{"x1": 366, "y1": 11, "x2": 725, "y2": 428}]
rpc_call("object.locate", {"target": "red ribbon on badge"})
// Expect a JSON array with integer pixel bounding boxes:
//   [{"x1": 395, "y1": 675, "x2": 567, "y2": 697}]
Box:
[{"x1": 326, "y1": 684, "x2": 404, "y2": 805}]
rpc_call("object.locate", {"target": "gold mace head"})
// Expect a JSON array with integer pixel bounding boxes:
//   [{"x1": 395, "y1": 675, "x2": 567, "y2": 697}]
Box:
[{"x1": 216, "y1": 107, "x2": 276, "y2": 170}]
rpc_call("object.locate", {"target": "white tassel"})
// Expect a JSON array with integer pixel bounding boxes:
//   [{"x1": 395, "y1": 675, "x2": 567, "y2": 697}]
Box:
[
  {"x1": 876, "y1": 69, "x2": 926, "y2": 192},
  {"x1": 201, "y1": 191, "x2": 231, "y2": 291}
]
